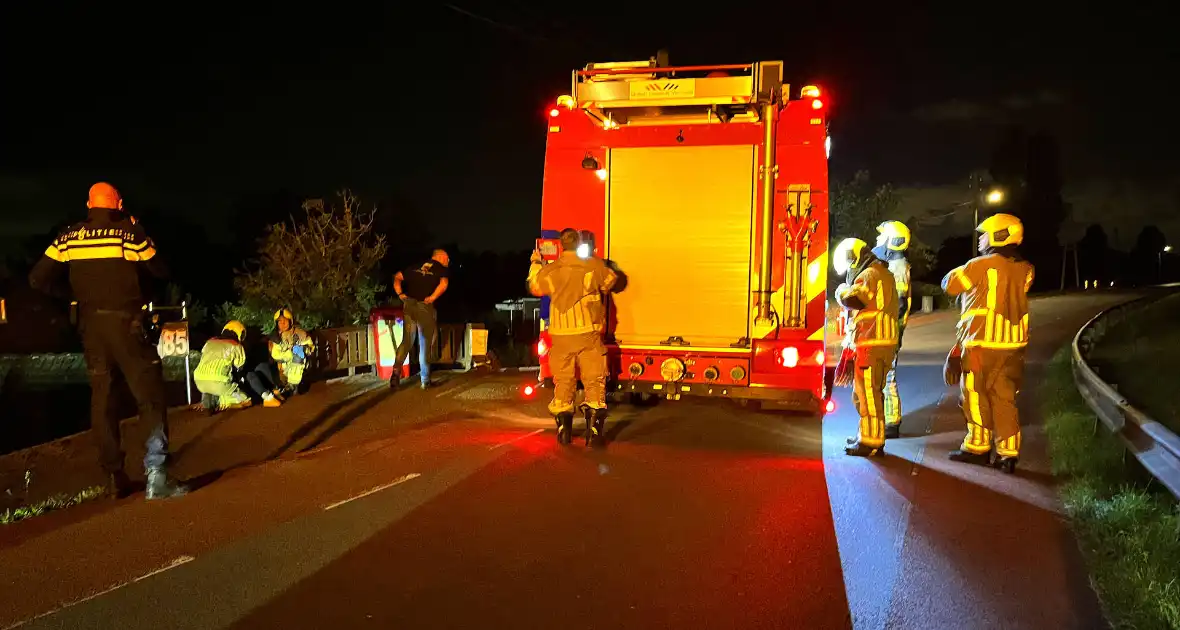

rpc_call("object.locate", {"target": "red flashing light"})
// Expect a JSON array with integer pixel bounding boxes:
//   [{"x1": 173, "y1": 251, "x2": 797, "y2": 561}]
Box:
[
  {"x1": 549, "y1": 108, "x2": 560, "y2": 117},
  {"x1": 523, "y1": 384, "x2": 536, "y2": 397},
  {"x1": 814, "y1": 350, "x2": 826, "y2": 366},
  {"x1": 537, "y1": 339, "x2": 549, "y2": 356},
  {"x1": 778, "y1": 346, "x2": 799, "y2": 368},
  {"x1": 825, "y1": 399, "x2": 836, "y2": 414},
  {"x1": 811, "y1": 99, "x2": 824, "y2": 110}
]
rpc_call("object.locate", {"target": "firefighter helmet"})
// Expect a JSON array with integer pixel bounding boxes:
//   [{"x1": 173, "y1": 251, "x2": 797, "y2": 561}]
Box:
[
  {"x1": 273, "y1": 308, "x2": 294, "y2": 322},
  {"x1": 832, "y1": 237, "x2": 868, "y2": 276},
  {"x1": 223, "y1": 320, "x2": 246, "y2": 342},
  {"x1": 977, "y1": 213, "x2": 1024, "y2": 248},
  {"x1": 876, "y1": 220, "x2": 911, "y2": 251}
]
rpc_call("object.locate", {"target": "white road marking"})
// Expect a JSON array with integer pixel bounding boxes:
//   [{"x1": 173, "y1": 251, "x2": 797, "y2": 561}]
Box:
[
  {"x1": 5, "y1": 556, "x2": 194, "y2": 629},
  {"x1": 488, "y1": 428, "x2": 545, "y2": 451},
  {"x1": 322, "y1": 473, "x2": 422, "y2": 511}
]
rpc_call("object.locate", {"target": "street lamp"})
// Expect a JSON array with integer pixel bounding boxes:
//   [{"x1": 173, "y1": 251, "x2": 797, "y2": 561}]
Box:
[
  {"x1": 1160, "y1": 245, "x2": 1173, "y2": 282},
  {"x1": 986, "y1": 189, "x2": 1004, "y2": 205}
]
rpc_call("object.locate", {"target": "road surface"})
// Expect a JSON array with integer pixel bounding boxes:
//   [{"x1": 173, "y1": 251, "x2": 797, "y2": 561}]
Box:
[{"x1": 0, "y1": 293, "x2": 1131, "y2": 630}]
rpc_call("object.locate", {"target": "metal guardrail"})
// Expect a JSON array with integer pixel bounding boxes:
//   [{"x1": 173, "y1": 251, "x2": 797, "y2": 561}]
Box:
[{"x1": 1071, "y1": 297, "x2": 1180, "y2": 499}]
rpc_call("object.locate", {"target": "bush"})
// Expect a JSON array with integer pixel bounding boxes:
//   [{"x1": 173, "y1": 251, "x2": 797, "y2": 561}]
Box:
[{"x1": 232, "y1": 190, "x2": 387, "y2": 329}]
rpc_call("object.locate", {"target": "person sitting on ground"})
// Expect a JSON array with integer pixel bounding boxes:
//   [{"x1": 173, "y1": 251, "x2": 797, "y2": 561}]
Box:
[{"x1": 194, "y1": 320, "x2": 283, "y2": 413}]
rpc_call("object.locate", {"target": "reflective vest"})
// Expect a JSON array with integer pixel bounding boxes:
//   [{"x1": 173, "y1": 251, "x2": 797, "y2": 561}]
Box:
[
  {"x1": 942, "y1": 252, "x2": 1035, "y2": 350},
  {"x1": 836, "y1": 259, "x2": 900, "y2": 348},
  {"x1": 194, "y1": 338, "x2": 246, "y2": 382}
]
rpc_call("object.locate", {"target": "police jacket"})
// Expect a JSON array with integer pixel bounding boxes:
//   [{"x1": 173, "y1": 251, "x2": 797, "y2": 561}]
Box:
[
  {"x1": 942, "y1": 248, "x2": 1034, "y2": 350},
  {"x1": 27, "y1": 208, "x2": 167, "y2": 314},
  {"x1": 836, "y1": 256, "x2": 900, "y2": 349}
]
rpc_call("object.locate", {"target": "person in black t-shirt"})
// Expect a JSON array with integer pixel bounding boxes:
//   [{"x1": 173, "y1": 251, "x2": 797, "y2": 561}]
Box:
[{"x1": 391, "y1": 249, "x2": 450, "y2": 389}]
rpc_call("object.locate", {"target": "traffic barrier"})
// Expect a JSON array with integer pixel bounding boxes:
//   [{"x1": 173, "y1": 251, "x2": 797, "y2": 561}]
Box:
[
  {"x1": 311, "y1": 320, "x2": 488, "y2": 381},
  {"x1": 1071, "y1": 297, "x2": 1180, "y2": 500}
]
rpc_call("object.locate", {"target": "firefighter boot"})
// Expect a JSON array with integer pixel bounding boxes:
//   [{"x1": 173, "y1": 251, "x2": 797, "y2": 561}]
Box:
[
  {"x1": 844, "y1": 440, "x2": 885, "y2": 457},
  {"x1": 145, "y1": 468, "x2": 189, "y2": 501},
  {"x1": 948, "y1": 450, "x2": 991, "y2": 466},
  {"x1": 584, "y1": 407, "x2": 608, "y2": 448},
  {"x1": 993, "y1": 455, "x2": 1019, "y2": 474},
  {"x1": 201, "y1": 393, "x2": 219, "y2": 416},
  {"x1": 107, "y1": 470, "x2": 133, "y2": 499},
  {"x1": 554, "y1": 412, "x2": 574, "y2": 445}
]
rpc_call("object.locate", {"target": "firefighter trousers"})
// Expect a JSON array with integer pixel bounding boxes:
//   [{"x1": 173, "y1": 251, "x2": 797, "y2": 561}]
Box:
[
  {"x1": 548, "y1": 331, "x2": 608, "y2": 415},
  {"x1": 884, "y1": 325, "x2": 905, "y2": 427},
  {"x1": 194, "y1": 379, "x2": 250, "y2": 408},
  {"x1": 79, "y1": 310, "x2": 171, "y2": 474},
  {"x1": 959, "y1": 348, "x2": 1025, "y2": 457},
  {"x1": 852, "y1": 346, "x2": 897, "y2": 448}
]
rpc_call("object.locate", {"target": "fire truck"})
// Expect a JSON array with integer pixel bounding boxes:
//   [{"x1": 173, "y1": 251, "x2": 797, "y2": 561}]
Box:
[{"x1": 530, "y1": 56, "x2": 832, "y2": 413}]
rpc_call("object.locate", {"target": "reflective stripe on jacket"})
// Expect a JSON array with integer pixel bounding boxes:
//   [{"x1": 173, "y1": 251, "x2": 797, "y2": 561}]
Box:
[
  {"x1": 528, "y1": 252, "x2": 617, "y2": 336},
  {"x1": 942, "y1": 252, "x2": 1035, "y2": 350}
]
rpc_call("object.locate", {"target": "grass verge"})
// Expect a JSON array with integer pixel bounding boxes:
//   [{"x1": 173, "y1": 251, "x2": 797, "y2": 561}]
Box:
[
  {"x1": 0, "y1": 485, "x2": 106, "y2": 525},
  {"x1": 1043, "y1": 347, "x2": 1180, "y2": 629}
]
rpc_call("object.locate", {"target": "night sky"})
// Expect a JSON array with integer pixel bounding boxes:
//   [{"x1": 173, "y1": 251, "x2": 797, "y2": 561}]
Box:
[{"x1": 1, "y1": 4, "x2": 1174, "y2": 258}]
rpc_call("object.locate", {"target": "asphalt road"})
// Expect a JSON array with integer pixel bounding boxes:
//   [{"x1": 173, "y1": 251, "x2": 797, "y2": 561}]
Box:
[{"x1": 0, "y1": 293, "x2": 1133, "y2": 630}]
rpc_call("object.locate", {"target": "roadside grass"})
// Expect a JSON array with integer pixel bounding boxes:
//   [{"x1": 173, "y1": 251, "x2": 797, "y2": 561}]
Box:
[
  {"x1": 1043, "y1": 347, "x2": 1180, "y2": 630},
  {"x1": 0, "y1": 484, "x2": 106, "y2": 525}
]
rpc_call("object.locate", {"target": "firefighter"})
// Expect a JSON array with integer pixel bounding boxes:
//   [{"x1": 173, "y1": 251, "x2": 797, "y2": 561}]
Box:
[
  {"x1": 527, "y1": 228, "x2": 617, "y2": 447},
  {"x1": 942, "y1": 213, "x2": 1034, "y2": 473},
  {"x1": 873, "y1": 220, "x2": 912, "y2": 438},
  {"x1": 27, "y1": 182, "x2": 187, "y2": 500},
  {"x1": 269, "y1": 308, "x2": 315, "y2": 395},
  {"x1": 194, "y1": 320, "x2": 283, "y2": 413},
  {"x1": 832, "y1": 237, "x2": 900, "y2": 457}
]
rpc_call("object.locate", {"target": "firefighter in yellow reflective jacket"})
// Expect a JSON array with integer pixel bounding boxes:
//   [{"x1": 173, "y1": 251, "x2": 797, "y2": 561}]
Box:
[
  {"x1": 269, "y1": 308, "x2": 315, "y2": 394},
  {"x1": 528, "y1": 228, "x2": 617, "y2": 447},
  {"x1": 873, "y1": 220, "x2": 912, "y2": 438},
  {"x1": 833, "y1": 237, "x2": 900, "y2": 457},
  {"x1": 942, "y1": 213, "x2": 1034, "y2": 473},
  {"x1": 194, "y1": 321, "x2": 283, "y2": 412}
]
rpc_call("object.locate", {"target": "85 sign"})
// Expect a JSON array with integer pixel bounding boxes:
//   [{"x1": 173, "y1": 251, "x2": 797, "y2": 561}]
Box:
[{"x1": 157, "y1": 321, "x2": 191, "y2": 358}]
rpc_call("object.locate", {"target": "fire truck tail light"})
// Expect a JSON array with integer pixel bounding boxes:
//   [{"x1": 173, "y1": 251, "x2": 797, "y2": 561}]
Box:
[
  {"x1": 812, "y1": 99, "x2": 824, "y2": 110},
  {"x1": 549, "y1": 108, "x2": 560, "y2": 117},
  {"x1": 814, "y1": 350, "x2": 826, "y2": 366},
  {"x1": 825, "y1": 399, "x2": 836, "y2": 414},
  {"x1": 778, "y1": 347, "x2": 799, "y2": 368},
  {"x1": 801, "y1": 85, "x2": 821, "y2": 98},
  {"x1": 537, "y1": 339, "x2": 548, "y2": 356}
]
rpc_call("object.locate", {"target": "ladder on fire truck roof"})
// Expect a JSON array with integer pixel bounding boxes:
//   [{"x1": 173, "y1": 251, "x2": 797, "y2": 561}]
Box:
[{"x1": 569, "y1": 57, "x2": 786, "y2": 126}]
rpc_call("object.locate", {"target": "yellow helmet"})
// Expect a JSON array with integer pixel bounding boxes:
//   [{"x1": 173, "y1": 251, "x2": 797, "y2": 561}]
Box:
[
  {"x1": 876, "y1": 220, "x2": 911, "y2": 251},
  {"x1": 977, "y1": 213, "x2": 1024, "y2": 248},
  {"x1": 832, "y1": 237, "x2": 868, "y2": 276},
  {"x1": 273, "y1": 308, "x2": 294, "y2": 322},
  {"x1": 222, "y1": 320, "x2": 246, "y2": 342}
]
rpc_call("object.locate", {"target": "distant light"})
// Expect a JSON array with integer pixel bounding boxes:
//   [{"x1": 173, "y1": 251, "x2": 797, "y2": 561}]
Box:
[
  {"x1": 576, "y1": 243, "x2": 591, "y2": 258},
  {"x1": 811, "y1": 99, "x2": 824, "y2": 110},
  {"x1": 549, "y1": 108, "x2": 560, "y2": 117},
  {"x1": 986, "y1": 189, "x2": 1004, "y2": 205},
  {"x1": 1165, "y1": 245, "x2": 1173, "y2": 252},
  {"x1": 824, "y1": 136, "x2": 831, "y2": 159},
  {"x1": 595, "y1": 168, "x2": 607, "y2": 180}
]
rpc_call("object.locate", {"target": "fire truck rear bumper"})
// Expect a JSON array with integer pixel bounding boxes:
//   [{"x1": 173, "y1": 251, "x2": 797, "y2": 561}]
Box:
[{"x1": 611, "y1": 379, "x2": 823, "y2": 412}]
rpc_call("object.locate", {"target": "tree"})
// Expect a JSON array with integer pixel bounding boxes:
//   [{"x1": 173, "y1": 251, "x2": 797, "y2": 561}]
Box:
[
  {"x1": 233, "y1": 189, "x2": 388, "y2": 330},
  {"x1": 831, "y1": 171, "x2": 899, "y2": 241}
]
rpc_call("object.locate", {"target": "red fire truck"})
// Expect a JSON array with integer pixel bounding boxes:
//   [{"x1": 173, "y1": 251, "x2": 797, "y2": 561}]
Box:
[{"x1": 530, "y1": 56, "x2": 832, "y2": 413}]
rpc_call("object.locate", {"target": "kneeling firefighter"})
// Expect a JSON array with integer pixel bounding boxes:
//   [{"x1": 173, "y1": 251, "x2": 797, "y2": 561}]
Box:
[
  {"x1": 194, "y1": 321, "x2": 284, "y2": 413},
  {"x1": 527, "y1": 228, "x2": 618, "y2": 447},
  {"x1": 269, "y1": 308, "x2": 315, "y2": 395},
  {"x1": 873, "y1": 220, "x2": 912, "y2": 438},
  {"x1": 942, "y1": 213, "x2": 1034, "y2": 473},
  {"x1": 833, "y1": 237, "x2": 900, "y2": 457}
]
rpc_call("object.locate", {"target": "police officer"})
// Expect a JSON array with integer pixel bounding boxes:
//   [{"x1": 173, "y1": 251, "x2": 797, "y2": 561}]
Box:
[
  {"x1": 873, "y1": 220, "x2": 912, "y2": 438},
  {"x1": 833, "y1": 237, "x2": 900, "y2": 457},
  {"x1": 942, "y1": 213, "x2": 1034, "y2": 473},
  {"x1": 27, "y1": 183, "x2": 187, "y2": 500},
  {"x1": 528, "y1": 228, "x2": 617, "y2": 447}
]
